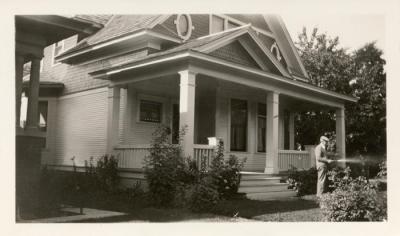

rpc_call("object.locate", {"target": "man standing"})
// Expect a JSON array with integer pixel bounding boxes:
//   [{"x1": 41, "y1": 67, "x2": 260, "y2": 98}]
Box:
[{"x1": 315, "y1": 136, "x2": 333, "y2": 197}]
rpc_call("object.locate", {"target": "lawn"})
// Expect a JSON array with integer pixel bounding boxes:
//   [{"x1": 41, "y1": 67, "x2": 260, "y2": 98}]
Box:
[
  {"x1": 214, "y1": 195, "x2": 323, "y2": 222},
  {"x1": 74, "y1": 194, "x2": 323, "y2": 222}
]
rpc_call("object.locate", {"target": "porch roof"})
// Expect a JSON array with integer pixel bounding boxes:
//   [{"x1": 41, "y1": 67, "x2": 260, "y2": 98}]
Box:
[{"x1": 89, "y1": 41, "x2": 358, "y2": 105}]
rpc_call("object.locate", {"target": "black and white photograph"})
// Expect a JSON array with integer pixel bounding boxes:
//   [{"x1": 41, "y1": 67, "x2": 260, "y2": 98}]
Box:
[{"x1": 2, "y1": 0, "x2": 399, "y2": 235}]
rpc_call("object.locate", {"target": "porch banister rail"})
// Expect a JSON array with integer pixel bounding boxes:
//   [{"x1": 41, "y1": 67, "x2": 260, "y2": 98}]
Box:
[
  {"x1": 114, "y1": 144, "x2": 151, "y2": 169},
  {"x1": 193, "y1": 144, "x2": 215, "y2": 169},
  {"x1": 278, "y1": 150, "x2": 311, "y2": 172},
  {"x1": 114, "y1": 144, "x2": 215, "y2": 170}
]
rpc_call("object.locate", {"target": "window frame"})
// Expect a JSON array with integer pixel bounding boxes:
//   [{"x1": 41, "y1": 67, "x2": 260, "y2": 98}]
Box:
[
  {"x1": 138, "y1": 99, "x2": 163, "y2": 123},
  {"x1": 136, "y1": 94, "x2": 166, "y2": 124}
]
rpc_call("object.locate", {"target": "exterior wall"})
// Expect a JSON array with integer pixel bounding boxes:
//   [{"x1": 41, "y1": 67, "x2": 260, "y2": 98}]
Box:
[
  {"x1": 215, "y1": 80, "x2": 286, "y2": 172},
  {"x1": 122, "y1": 83, "x2": 177, "y2": 145},
  {"x1": 209, "y1": 41, "x2": 260, "y2": 69},
  {"x1": 52, "y1": 87, "x2": 108, "y2": 166},
  {"x1": 153, "y1": 14, "x2": 210, "y2": 41},
  {"x1": 40, "y1": 97, "x2": 58, "y2": 164},
  {"x1": 41, "y1": 35, "x2": 149, "y2": 95}
]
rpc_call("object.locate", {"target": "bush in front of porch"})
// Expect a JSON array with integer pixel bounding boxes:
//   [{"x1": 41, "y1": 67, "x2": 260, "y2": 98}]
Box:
[
  {"x1": 144, "y1": 125, "x2": 246, "y2": 212},
  {"x1": 286, "y1": 167, "x2": 318, "y2": 196}
]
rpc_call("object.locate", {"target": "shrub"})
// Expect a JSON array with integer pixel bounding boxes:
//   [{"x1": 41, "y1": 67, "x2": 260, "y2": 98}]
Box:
[
  {"x1": 376, "y1": 160, "x2": 387, "y2": 179},
  {"x1": 286, "y1": 167, "x2": 318, "y2": 196},
  {"x1": 93, "y1": 155, "x2": 119, "y2": 193},
  {"x1": 186, "y1": 176, "x2": 220, "y2": 213},
  {"x1": 144, "y1": 125, "x2": 189, "y2": 207},
  {"x1": 319, "y1": 167, "x2": 387, "y2": 221},
  {"x1": 144, "y1": 127, "x2": 245, "y2": 210},
  {"x1": 209, "y1": 140, "x2": 246, "y2": 199}
]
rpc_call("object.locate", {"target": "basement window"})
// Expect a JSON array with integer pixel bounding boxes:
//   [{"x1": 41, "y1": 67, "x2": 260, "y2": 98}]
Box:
[{"x1": 139, "y1": 100, "x2": 162, "y2": 123}]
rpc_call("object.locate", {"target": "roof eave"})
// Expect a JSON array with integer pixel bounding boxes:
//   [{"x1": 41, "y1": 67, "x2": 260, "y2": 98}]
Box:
[
  {"x1": 91, "y1": 50, "x2": 358, "y2": 103},
  {"x1": 56, "y1": 29, "x2": 181, "y2": 63}
]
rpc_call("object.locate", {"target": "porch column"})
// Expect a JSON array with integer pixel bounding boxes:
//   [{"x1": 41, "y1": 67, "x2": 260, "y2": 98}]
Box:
[
  {"x1": 15, "y1": 54, "x2": 25, "y2": 128},
  {"x1": 179, "y1": 70, "x2": 196, "y2": 158},
  {"x1": 25, "y1": 56, "x2": 41, "y2": 130},
  {"x1": 289, "y1": 112, "x2": 295, "y2": 150},
  {"x1": 265, "y1": 92, "x2": 279, "y2": 174},
  {"x1": 336, "y1": 107, "x2": 346, "y2": 159},
  {"x1": 106, "y1": 86, "x2": 121, "y2": 153}
]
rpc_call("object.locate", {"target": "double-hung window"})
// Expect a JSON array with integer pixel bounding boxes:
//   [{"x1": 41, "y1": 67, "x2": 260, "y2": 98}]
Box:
[
  {"x1": 257, "y1": 103, "x2": 266, "y2": 152},
  {"x1": 230, "y1": 99, "x2": 247, "y2": 151}
]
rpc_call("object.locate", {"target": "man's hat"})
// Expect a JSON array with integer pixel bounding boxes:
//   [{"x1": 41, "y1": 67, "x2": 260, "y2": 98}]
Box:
[{"x1": 320, "y1": 136, "x2": 329, "y2": 142}]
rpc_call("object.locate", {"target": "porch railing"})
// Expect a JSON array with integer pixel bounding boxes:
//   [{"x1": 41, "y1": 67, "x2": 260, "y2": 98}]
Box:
[
  {"x1": 193, "y1": 144, "x2": 215, "y2": 169},
  {"x1": 114, "y1": 144, "x2": 215, "y2": 170},
  {"x1": 114, "y1": 144, "x2": 151, "y2": 169},
  {"x1": 278, "y1": 150, "x2": 312, "y2": 172}
]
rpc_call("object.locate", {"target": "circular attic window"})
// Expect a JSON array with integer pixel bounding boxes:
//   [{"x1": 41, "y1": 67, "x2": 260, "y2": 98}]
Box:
[{"x1": 175, "y1": 14, "x2": 194, "y2": 41}]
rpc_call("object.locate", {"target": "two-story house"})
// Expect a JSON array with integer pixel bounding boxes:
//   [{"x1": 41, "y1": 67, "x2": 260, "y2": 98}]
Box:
[{"x1": 21, "y1": 15, "x2": 357, "y2": 193}]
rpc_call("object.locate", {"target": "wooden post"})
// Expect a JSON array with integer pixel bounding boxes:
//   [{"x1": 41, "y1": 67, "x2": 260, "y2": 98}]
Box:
[
  {"x1": 336, "y1": 107, "x2": 346, "y2": 160},
  {"x1": 289, "y1": 112, "x2": 295, "y2": 150},
  {"x1": 15, "y1": 54, "x2": 25, "y2": 128},
  {"x1": 179, "y1": 70, "x2": 196, "y2": 158},
  {"x1": 107, "y1": 86, "x2": 121, "y2": 154},
  {"x1": 265, "y1": 92, "x2": 279, "y2": 174},
  {"x1": 26, "y1": 57, "x2": 41, "y2": 129}
]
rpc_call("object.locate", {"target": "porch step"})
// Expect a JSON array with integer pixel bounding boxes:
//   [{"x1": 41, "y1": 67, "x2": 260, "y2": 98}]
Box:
[
  {"x1": 240, "y1": 172, "x2": 282, "y2": 182},
  {"x1": 246, "y1": 191, "x2": 297, "y2": 200},
  {"x1": 240, "y1": 178, "x2": 282, "y2": 186},
  {"x1": 238, "y1": 183, "x2": 289, "y2": 193},
  {"x1": 239, "y1": 171, "x2": 296, "y2": 200}
]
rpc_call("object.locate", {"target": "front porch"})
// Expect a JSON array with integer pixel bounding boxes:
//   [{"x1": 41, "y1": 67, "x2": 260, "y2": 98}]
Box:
[
  {"x1": 105, "y1": 70, "x2": 343, "y2": 174},
  {"x1": 114, "y1": 144, "x2": 314, "y2": 173}
]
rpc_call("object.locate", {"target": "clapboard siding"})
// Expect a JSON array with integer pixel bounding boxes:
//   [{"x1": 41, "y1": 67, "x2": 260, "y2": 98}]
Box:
[
  {"x1": 123, "y1": 85, "x2": 175, "y2": 145},
  {"x1": 40, "y1": 98, "x2": 58, "y2": 165},
  {"x1": 119, "y1": 88, "x2": 127, "y2": 144},
  {"x1": 53, "y1": 88, "x2": 108, "y2": 166}
]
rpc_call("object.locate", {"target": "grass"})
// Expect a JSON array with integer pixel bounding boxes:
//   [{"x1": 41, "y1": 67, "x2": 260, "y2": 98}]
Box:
[
  {"x1": 73, "y1": 194, "x2": 323, "y2": 222},
  {"x1": 214, "y1": 195, "x2": 323, "y2": 222}
]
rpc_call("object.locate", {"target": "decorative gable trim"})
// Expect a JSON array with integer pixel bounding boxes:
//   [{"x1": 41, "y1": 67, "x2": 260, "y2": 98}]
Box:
[
  {"x1": 196, "y1": 27, "x2": 291, "y2": 77},
  {"x1": 237, "y1": 38, "x2": 269, "y2": 71},
  {"x1": 264, "y1": 15, "x2": 309, "y2": 79}
]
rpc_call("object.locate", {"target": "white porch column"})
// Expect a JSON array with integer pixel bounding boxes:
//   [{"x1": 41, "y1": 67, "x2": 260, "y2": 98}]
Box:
[
  {"x1": 15, "y1": 54, "x2": 25, "y2": 128},
  {"x1": 179, "y1": 70, "x2": 196, "y2": 158},
  {"x1": 289, "y1": 112, "x2": 295, "y2": 150},
  {"x1": 336, "y1": 107, "x2": 346, "y2": 159},
  {"x1": 25, "y1": 57, "x2": 41, "y2": 129},
  {"x1": 265, "y1": 92, "x2": 279, "y2": 174},
  {"x1": 106, "y1": 86, "x2": 121, "y2": 153}
]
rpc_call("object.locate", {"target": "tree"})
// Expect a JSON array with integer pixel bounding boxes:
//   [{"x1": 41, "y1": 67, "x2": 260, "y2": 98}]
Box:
[
  {"x1": 295, "y1": 28, "x2": 386, "y2": 155},
  {"x1": 296, "y1": 28, "x2": 353, "y2": 95},
  {"x1": 294, "y1": 28, "x2": 354, "y2": 146},
  {"x1": 346, "y1": 42, "x2": 386, "y2": 154}
]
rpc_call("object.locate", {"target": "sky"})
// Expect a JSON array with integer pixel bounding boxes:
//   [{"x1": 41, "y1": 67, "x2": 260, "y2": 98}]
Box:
[{"x1": 281, "y1": 14, "x2": 386, "y2": 54}]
